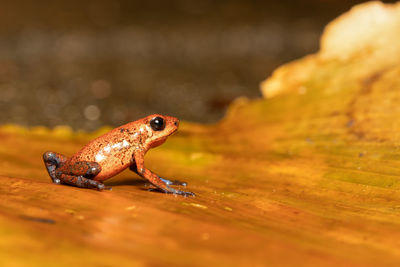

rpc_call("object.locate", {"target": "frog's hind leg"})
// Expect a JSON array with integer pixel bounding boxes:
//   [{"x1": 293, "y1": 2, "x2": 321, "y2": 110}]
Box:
[
  {"x1": 55, "y1": 161, "x2": 110, "y2": 190},
  {"x1": 56, "y1": 173, "x2": 108, "y2": 190},
  {"x1": 43, "y1": 151, "x2": 68, "y2": 184}
]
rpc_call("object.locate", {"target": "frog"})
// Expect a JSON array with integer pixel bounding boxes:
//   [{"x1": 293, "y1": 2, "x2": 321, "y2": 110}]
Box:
[{"x1": 42, "y1": 114, "x2": 195, "y2": 197}]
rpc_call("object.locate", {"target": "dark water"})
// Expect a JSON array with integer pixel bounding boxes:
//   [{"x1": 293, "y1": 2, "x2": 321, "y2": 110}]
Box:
[{"x1": 0, "y1": 0, "x2": 386, "y2": 130}]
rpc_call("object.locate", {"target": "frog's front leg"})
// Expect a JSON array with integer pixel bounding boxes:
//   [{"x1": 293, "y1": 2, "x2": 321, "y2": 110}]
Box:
[
  {"x1": 55, "y1": 161, "x2": 110, "y2": 190},
  {"x1": 130, "y1": 162, "x2": 186, "y2": 186},
  {"x1": 130, "y1": 151, "x2": 194, "y2": 196}
]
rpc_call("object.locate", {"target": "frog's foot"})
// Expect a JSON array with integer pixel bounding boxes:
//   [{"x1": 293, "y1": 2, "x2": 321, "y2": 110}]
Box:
[
  {"x1": 53, "y1": 178, "x2": 62, "y2": 185},
  {"x1": 168, "y1": 188, "x2": 195, "y2": 197},
  {"x1": 160, "y1": 177, "x2": 187, "y2": 187},
  {"x1": 43, "y1": 151, "x2": 68, "y2": 183},
  {"x1": 147, "y1": 187, "x2": 195, "y2": 197},
  {"x1": 132, "y1": 163, "x2": 194, "y2": 196},
  {"x1": 57, "y1": 174, "x2": 110, "y2": 190}
]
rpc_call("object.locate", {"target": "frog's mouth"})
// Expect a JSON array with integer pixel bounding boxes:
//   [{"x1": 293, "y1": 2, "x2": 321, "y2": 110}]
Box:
[
  {"x1": 163, "y1": 127, "x2": 178, "y2": 140},
  {"x1": 170, "y1": 126, "x2": 178, "y2": 135},
  {"x1": 149, "y1": 127, "x2": 178, "y2": 148},
  {"x1": 149, "y1": 136, "x2": 168, "y2": 148}
]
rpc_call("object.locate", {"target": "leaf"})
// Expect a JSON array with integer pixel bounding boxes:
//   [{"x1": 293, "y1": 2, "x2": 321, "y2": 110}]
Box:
[{"x1": 1, "y1": 2, "x2": 400, "y2": 266}]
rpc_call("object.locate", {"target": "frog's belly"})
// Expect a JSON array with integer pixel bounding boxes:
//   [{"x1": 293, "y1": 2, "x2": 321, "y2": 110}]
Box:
[
  {"x1": 73, "y1": 152, "x2": 132, "y2": 182},
  {"x1": 90, "y1": 164, "x2": 123, "y2": 182},
  {"x1": 90, "y1": 152, "x2": 131, "y2": 181}
]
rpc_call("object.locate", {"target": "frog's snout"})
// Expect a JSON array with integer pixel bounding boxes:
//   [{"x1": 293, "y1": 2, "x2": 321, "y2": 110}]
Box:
[{"x1": 174, "y1": 120, "x2": 179, "y2": 127}]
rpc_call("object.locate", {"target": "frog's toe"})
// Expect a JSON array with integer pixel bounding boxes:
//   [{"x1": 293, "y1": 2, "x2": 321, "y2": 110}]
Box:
[
  {"x1": 177, "y1": 190, "x2": 195, "y2": 197},
  {"x1": 160, "y1": 177, "x2": 187, "y2": 186},
  {"x1": 53, "y1": 178, "x2": 62, "y2": 185},
  {"x1": 173, "y1": 180, "x2": 187, "y2": 187},
  {"x1": 169, "y1": 188, "x2": 195, "y2": 197},
  {"x1": 148, "y1": 187, "x2": 194, "y2": 197},
  {"x1": 159, "y1": 178, "x2": 172, "y2": 185},
  {"x1": 96, "y1": 183, "x2": 112, "y2": 191}
]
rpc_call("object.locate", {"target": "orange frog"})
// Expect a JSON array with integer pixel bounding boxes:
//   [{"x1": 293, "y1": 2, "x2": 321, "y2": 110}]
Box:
[{"x1": 43, "y1": 114, "x2": 194, "y2": 196}]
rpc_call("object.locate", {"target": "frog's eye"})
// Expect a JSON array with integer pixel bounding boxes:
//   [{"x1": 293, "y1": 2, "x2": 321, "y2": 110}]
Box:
[{"x1": 150, "y1": 117, "x2": 166, "y2": 131}]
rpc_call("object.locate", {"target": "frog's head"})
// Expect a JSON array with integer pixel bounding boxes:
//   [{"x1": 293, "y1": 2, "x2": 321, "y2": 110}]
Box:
[{"x1": 144, "y1": 114, "x2": 179, "y2": 148}]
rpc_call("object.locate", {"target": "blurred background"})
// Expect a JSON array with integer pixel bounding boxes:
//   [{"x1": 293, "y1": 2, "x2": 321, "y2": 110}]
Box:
[{"x1": 0, "y1": 0, "x2": 395, "y2": 130}]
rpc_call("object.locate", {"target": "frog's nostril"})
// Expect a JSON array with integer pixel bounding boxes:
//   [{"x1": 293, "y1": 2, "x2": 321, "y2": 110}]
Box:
[{"x1": 174, "y1": 121, "x2": 179, "y2": 127}]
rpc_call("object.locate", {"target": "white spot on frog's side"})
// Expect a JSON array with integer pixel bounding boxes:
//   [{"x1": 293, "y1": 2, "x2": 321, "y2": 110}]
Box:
[
  {"x1": 112, "y1": 142, "x2": 122, "y2": 149},
  {"x1": 145, "y1": 125, "x2": 153, "y2": 137},
  {"x1": 104, "y1": 145, "x2": 111, "y2": 153},
  {"x1": 94, "y1": 140, "x2": 131, "y2": 164},
  {"x1": 122, "y1": 140, "x2": 130, "y2": 147},
  {"x1": 95, "y1": 153, "x2": 106, "y2": 162},
  {"x1": 99, "y1": 140, "x2": 130, "y2": 154}
]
